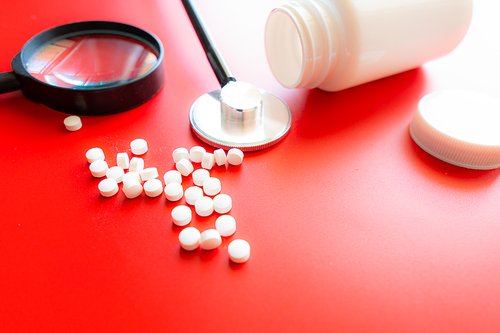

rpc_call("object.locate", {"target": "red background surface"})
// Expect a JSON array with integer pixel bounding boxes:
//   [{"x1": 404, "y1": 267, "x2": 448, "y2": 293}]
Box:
[{"x1": 1, "y1": 0, "x2": 500, "y2": 332}]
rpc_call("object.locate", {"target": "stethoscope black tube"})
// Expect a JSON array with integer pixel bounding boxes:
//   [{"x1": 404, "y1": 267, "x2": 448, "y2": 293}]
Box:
[
  {"x1": 0, "y1": 72, "x2": 23, "y2": 94},
  {"x1": 181, "y1": 0, "x2": 236, "y2": 87}
]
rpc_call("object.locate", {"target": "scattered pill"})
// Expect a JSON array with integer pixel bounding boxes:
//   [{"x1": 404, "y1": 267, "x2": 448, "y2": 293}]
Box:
[
  {"x1": 116, "y1": 152, "x2": 130, "y2": 169},
  {"x1": 189, "y1": 146, "x2": 206, "y2": 163},
  {"x1": 176, "y1": 158, "x2": 194, "y2": 176},
  {"x1": 173, "y1": 147, "x2": 189, "y2": 163},
  {"x1": 164, "y1": 182, "x2": 184, "y2": 201},
  {"x1": 228, "y1": 239, "x2": 250, "y2": 263},
  {"x1": 130, "y1": 138, "x2": 148, "y2": 155},
  {"x1": 200, "y1": 229, "x2": 222, "y2": 250},
  {"x1": 179, "y1": 227, "x2": 201, "y2": 251},
  {"x1": 143, "y1": 179, "x2": 163, "y2": 197},
  {"x1": 227, "y1": 148, "x2": 244, "y2": 165},
  {"x1": 85, "y1": 147, "x2": 105, "y2": 163},
  {"x1": 89, "y1": 160, "x2": 108, "y2": 178},
  {"x1": 140, "y1": 167, "x2": 159, "y2": 182},
  {"x1": 106, "y1": 166, "x2": 125, "y2": 183},
  {"x1": 214, "y1": 148, "x2": 227, "y2": 166},
  {"x1": 202, "y1": 153, "x2": 215, "y2": 170},
  {"x1": 215, "y1": 215, "x2": 236, "y2": 237},
  {"x1": 184, "y1": 186, "x2": 204, "y2": 205},
  {"x1": 64, "y1": 115, "x2": 82, "y2": 131},
  {"x1": 129, "y1": 157, "x2": 144, "y2": 173},
  {"x1": 203, "y1": 177, "x2": 221, "y2": 196},
  {"x1": 122, "y1": 171, "x2": 141, "y2": 185},
  {"x1": 164, "y1": 170, "x2": 182, "y2": 185},
  {"x1": 171, "y1": 205, "x2": 192, "y2": 226},
  {"x1": 192, "y1": 168, "x2": 210, "y2": 186},
  {"x1": 123, "y1": 179, "x2": 143, "y2": 199},
  {"x1": 213, "y1": 194, "x2": 232, "y2": 214},
  {"x1": 98, "y1": 178, "x2": 119, "y2": 197},
  {"x1": 194, "y1": 196, "x2": 214, "y2": 217}
]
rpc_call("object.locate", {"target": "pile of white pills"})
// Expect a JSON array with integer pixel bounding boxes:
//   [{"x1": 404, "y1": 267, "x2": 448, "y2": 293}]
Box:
[{"x1": 85, "y1": 142, "x2": 250, "y2": 264}]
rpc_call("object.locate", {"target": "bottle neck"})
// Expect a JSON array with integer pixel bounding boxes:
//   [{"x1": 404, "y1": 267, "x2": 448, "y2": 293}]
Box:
[{"x1": 265, "y1": 0, "x2": 340, "y2": 89}]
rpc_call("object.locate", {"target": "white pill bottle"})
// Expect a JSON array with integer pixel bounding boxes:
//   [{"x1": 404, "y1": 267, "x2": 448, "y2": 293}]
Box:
[{"x1": 264, "y1": 0, "x2": 473, "y2": 91}]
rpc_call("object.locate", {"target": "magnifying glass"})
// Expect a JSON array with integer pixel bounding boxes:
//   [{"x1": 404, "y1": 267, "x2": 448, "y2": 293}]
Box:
[{"x1": 0, "y1": 21, "x2": 164, "y2": 115}]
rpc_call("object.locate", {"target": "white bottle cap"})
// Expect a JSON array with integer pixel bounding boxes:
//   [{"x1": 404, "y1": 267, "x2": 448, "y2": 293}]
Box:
[{"x1": 410, "y1": 90, "x2": 500, "y2": 170}]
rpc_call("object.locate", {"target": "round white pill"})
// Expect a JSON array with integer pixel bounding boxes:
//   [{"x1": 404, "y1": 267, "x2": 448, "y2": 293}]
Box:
[
  {"x1": 164, "y1": 170, "x2": 182, "y2": 185},
  {"x1": 123, "y1": 180, "x2": 143, "y2": 199},
  {"x1": 192, "y1": 169, "x2": 210, "y2": 186},
  {"x1": 106, "y1": 166, "x2": 125, "y2": 183},
  {"x1": 116, "y1": 152, "x2": 130, "y2": 169},
  {"x1": 215, "y1": 215, "x2": 236, "y2": 237},
  {"x1": 202, "y1": 153, "x2": 215, "y2": 170},
  {"x1": 89, "y1": 160, "x2": 108, "y2": 178},
  {"x1": 171, "y1": 205, "x2": 192, "y2": 226},
  {"x1": 227, "y1": 148, "x2": 244, "y2": 165},
  {"x1": 228, "y1": 239, "x2": 251, "y2": 263},
  {"x1": 176, "y1": 158, "x2": 194, "y2": 176},
  {"x1": 64, "y1": 115, "x2": 82, "y2": 131},
  {"x1": 140, "y1": 167, "x2": 159, "y2": 182},
  {"x1": 184, "y1": 186, "x2": 203, "y2": 205},
  {"x1": 214, "y1": 148, "x2": 227, "y2": 166},
  {"x1": 189, "y1": 146, "x2": 206, "y2": 163},
  {"x1": 143, "y1": 179, "x2": 163, "y2": 197},
  {"x1": 129, "y1": 157, "x2": 144, "y2": 173},
  {"x1": 213, "y1": 194, "x2": 232, "y2": 214},
  {"x1": 164, "y1": 182, "x2": 184, "y2": 201},
  {"x1": 203, "y1": 177, "x2": 221, "y2": 196},
  {"x1": 98, "y1": 178, "x2": 119, "y2": 197},
  {"x1": 172, "y1": 147, "x2": 189, "y2": 163},
  {"x1": 130, "y1": 138, "x2": 148, "y2": 155},
  {"x1": 200, "y1": 229, "x2": 222, "y2": 250},
  {"x1": 85, "y1": 147, "x2": 105, "y2": 163},
  {"x1": 122, "y1": 171, "x2": 141, "y2": 185},
  {"x1": 194, "y1": 196, "x2": 214, "y2": 217},
  {"x1": 179, "y1": 227, "x2": 201, "y2": 251}
]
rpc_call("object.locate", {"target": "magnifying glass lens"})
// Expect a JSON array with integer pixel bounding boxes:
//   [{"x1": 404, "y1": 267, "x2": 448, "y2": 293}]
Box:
[{"x1": 26, "y1": 35, "x2": 159, "y2": 89}]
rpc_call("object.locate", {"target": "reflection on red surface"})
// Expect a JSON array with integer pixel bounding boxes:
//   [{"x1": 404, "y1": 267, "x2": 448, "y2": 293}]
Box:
[{"x1": 26, "y1": 35, "x2": 158, "y2": 88}]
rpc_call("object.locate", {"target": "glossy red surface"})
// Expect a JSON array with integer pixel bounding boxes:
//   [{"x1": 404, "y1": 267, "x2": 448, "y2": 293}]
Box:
[{"x1": 1, "y1": 0, "x2": 500, "y2": 332}]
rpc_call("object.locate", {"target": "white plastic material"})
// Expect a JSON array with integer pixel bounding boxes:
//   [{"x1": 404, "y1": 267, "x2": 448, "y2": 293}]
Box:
[
  {"x1": 98, "y1": 178, "x2": 119, "y2": 197},
  {"x1": 176, "y1": 158, "x2": 194, "y2": 176},
  {"x1": 410, "y1": 90, "x2": 500, "y2": 170},
  {"x1": 227, "y1": 148, "x2": 244, "y2": 165},
  {"x1": 179, "y1": 227, "x2": 201, "y2": 251},
  {"x1": 140, "y1": 167, "x2": 159, "y2": 182},
  {"x1": 195, "y1": 196, "x2": 214, "y2": 217},
  {"x1": 192, "y1": 169, "x2": 210, "y2": 186},
  {"x1": 171, "y1": 205, "x2": 192, "y2": 226},
  {"x1": 189, "y1": 146, "x2": 206, "y2": 163},
  {"x1": 184, "y1": 186, "x2": 204, "y2": 205},
  {"x1": 64, "y1": 115, "x2": 82, "y2": 131},
  {"x1": 117, "y1": 153, "x2": 130, "y2": 169},
  {"x1": 215, "y1": 215, "x2": 236, "y2": 237},
  {"x1": 214, "y1": 149, "x2": 227, "y2": 166},
  {"x1": 85, "y1": 147, "x2": 105, "y2": 163},
  {"x1": 130, "y1": 139, "x2": 148, "y2": 155},
  {"x1": 164, "y1": 182, "x2": 184, "y2": 201},
  {"x1": 89, "y1": 160, "x2": 108, "y2": 178},
  {"x1": 173, "y1": 147, "x2": 190, "y2": 163},
  {"x1": 143, "y1": 179, "x2": 163, "y2": 197},
  {"x1": 200, "y1": 229, "x2": 222, "y2": 250},
  {"x1": 265, "y1": 0, "x2": 472, "y2": 91},
  {"x1": 164, "y1": 170, "x2": 182, "y2": 185},
  {"x1": 201, "y1": 153, "x2": 215, "y2": 170},
  {"x1": 213, "y1": 194, "x2": 232, "y2": 214},
  {"x1": 228, "y1": 239, "x2": 250, "y2": 263},
  {"x1": 123, "y1": 180, "x2": 143, "y2": 199},
  {"x1": 106, "y1": 166, "x2": 125, "y2": 183},
  {"x1": 122, "y1": 172, "x2": 141, "y2": 185},
  {"x1": 203, "y1": 177, "x2": 221, "y2": 196},
  {"x1": 129, "y1": 157, "x2": 145, "y2": 173}
]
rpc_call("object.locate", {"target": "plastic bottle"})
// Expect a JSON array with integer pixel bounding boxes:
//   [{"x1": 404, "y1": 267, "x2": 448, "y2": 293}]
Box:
[{"x1": 264, "y1": 0, "x2": 473, "y2": 92}]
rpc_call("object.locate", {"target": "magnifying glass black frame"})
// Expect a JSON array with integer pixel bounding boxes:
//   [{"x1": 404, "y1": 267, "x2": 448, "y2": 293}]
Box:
[{"x1": 0, "y1": 21, "x2": 164, "y2": 116}]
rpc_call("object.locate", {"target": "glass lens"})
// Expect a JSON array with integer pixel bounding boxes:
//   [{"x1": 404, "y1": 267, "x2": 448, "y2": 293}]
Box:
[{"x1": 25, "y1": 34, "x2": 159, "y2": 88}]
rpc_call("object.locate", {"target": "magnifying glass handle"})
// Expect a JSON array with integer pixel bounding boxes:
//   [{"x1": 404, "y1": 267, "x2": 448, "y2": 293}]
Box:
[
  {"x1": 181, "y1": 0, "x2": 236, "y2": 87},
  {"x1": 0, "y1": 72, "x2": 23, "y2": 94}
]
